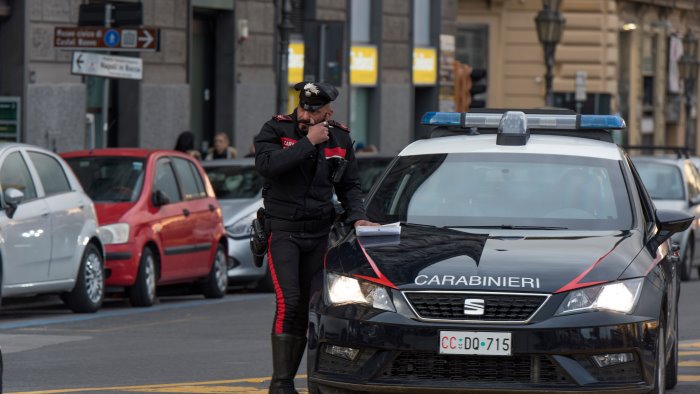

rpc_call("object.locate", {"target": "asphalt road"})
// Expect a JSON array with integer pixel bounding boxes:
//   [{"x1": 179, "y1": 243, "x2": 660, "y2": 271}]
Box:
[{"x1": 1, "y1": 277, "x2": 700, "y2": 393}]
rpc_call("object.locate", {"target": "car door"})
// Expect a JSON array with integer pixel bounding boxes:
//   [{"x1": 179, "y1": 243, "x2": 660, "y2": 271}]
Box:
[
  {"x1": 26, "y1": 150, "x2": 89, "y2": 281},
  {"x1": 170, "y1": 157, "x2": 212, "y2": 277},
  {"x1": 684, "y1": 161, "x2": 700, "y2": 262},
  {"x1": 151, "y1": 157, "x2": 192, "y2": 281},
  {"x1": 0, "y1": 150, "x2": 52, "y2": 290}
]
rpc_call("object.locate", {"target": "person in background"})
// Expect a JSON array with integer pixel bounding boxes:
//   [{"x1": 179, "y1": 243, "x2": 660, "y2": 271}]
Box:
[
  {"x1": 254, "y1": 81, "x2": 378, "y2": 393},
  {"x1": 206, "y1": 132, "x2": 238, "y2": 160},
  {"x1": 174, "y1": 131, "x2": 202, "y2": 160}
]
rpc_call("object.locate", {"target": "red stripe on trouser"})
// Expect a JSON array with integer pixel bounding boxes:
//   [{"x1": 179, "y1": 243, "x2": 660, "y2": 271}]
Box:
[{"x1": 267, "y1": 232, "x2": 286, "y2": 335}]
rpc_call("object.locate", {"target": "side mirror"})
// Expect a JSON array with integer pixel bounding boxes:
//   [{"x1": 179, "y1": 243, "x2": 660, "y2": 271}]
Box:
[
  {"x1": 4, "y1": 188, "x2": 24, "y2": 219},
  {"x1": 653, "y1": 209, "x2": 694, "y2": 246},
  {"x1": 152, "y1": 190, "x2": 170, "y2": 207}
]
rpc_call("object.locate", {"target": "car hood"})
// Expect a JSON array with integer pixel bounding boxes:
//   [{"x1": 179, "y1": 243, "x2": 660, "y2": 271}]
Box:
[
  {"x1": 219, "y1": 198, "x2": 262, "y2": 224},
  {"x1": 326, "y1": 224, "x2": 643, "y2": 294},
  {"x1": 651, "y1": 199, "x2": 687, "y2": 213},
  {"x1": 94, "y1": 202, "x2": 136, "y2": 225}
]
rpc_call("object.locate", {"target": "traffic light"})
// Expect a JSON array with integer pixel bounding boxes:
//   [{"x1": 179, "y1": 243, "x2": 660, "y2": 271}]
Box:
[{"x1": 468, "y1": 68, "x2": 487, "y2": 109}]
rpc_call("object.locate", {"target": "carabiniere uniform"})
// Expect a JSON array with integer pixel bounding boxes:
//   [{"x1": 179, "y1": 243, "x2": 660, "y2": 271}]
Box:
[{"x1": 254, "y1": 110, "x2": 366, "y2": 337}]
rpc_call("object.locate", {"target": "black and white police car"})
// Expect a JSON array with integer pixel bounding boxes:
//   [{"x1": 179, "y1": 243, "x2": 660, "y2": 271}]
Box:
[{"x1": 307, "y1": 109, "x2": 692, "y2": 393}]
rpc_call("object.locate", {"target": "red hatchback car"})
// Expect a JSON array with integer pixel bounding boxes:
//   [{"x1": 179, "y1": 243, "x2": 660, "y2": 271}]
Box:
[{"x1": 62, "y1": 149, "x2": 228, "y2": 306}]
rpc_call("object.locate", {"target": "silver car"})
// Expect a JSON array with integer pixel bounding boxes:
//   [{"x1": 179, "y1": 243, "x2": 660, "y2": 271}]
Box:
[
  {"x1": 0, "y1": 144, "x2": 104, "y2": 312},
  {"x1": 633, "y1": 155, "x2": 700, "y2": 281}
]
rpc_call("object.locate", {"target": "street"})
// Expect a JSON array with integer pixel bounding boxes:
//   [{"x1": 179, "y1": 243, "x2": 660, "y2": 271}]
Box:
[{"x1": 0, "y1": 277, "x2": 699, "y2": 393}]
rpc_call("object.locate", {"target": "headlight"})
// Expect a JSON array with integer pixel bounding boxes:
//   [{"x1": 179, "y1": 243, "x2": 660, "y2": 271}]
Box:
[
  {"x1": 226, "y1": 212, "x2": 256, "y2": 239},
  {"x1": 556, "y1": 278, "x2": 644, "y2": 315},
  {"x1": 98, "y1": 223, "x2": 130, "y2": 245},
  {"x1": 326, "y1": 273, "x2": 395, "y2": 312}
]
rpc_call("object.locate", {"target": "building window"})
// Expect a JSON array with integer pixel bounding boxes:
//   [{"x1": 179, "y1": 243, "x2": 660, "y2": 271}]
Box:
[
  {"x1": 455, "y1": 25, "x2": 488, "y2": 69},
  {"x1": 413, "y1": 0, "x2": 431, "y2": 46}
]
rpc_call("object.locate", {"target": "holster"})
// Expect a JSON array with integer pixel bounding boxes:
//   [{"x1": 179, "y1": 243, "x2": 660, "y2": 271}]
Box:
[{"x1": 249, "y1": 207, "x2": 268, "y2": 267}]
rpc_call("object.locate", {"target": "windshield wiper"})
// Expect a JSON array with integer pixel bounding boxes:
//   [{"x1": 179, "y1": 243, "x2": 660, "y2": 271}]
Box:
[
  {"x1": 399, "y1": 221, "x2": 445, "y2": 229},
  {"x1": 449, "y1": 225, "x2": 569, "y2": 230}
]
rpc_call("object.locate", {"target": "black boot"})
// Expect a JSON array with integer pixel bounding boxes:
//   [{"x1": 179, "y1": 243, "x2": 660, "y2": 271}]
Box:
[{"x1": 269, "y1": 334, "x2": 307, "y2": 394}]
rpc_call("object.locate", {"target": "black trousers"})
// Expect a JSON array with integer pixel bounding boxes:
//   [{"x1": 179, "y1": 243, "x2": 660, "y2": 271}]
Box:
[{"x1": 267, "y1": 230, "x2": 328, "y2": 336}]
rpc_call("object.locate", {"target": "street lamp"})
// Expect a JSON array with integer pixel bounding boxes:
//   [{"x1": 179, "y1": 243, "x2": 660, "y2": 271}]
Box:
[
  {"x1": 678, "y1": 30, "x2": 699, "y2": 150},
  {"x1": 534, "y1": 0, "x2": 566, "y2": 107}
]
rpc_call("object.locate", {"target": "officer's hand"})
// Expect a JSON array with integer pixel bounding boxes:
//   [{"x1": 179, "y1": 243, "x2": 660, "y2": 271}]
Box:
[
  {"x1": 307, "y1": 121, "x2": 330, "y2": 145},
  {"x1": 354, "y1": 220, "x2": 380, "y2": 228}
]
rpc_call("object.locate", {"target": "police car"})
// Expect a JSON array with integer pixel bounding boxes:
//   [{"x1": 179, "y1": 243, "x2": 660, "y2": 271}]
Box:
[{"x1": 307, "y1": 109, "x2": 692, "y2": 393}]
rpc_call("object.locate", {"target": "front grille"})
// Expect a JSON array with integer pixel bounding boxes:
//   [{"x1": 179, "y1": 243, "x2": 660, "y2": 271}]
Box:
[
  {"x1": 404, "y1": 291, "x2": 547, "y2": 321},
  {"x1": 378, "y1": 352, "x2": 572, "y2": 385},
  {"x1": 573, "y1": 355, "x2": 644, "y2": 383}
]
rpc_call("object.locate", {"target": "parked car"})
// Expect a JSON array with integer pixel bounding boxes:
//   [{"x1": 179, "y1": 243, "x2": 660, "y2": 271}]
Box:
[
  {"x1": 632, "y1": 154, "x2": 700, "y2": 281},
  {"x1": 202, "y1": 155, "x2": 394, "y2": 290},
  {"x1": 308, "y1": 110, "x2": 691, "y2": 393},
  {"x1": 62, "y1": 149, "x2": 228, "y2": 307},
  {"x1": 0, "y1": 144, "x2": 104, "y2": 313}
]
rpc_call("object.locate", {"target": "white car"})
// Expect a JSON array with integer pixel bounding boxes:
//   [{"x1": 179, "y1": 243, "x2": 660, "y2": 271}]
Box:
[{"x1": 0, "y1": 144, "x2": 104, "y2": 312}]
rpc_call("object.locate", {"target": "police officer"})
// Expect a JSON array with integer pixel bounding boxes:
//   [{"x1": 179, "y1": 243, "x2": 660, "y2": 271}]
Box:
[{"x1": 255, "y1": 81, "x2": 377, "y2": 393}]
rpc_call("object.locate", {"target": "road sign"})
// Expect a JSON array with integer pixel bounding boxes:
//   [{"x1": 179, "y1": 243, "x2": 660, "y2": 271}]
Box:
[
  {"x1": 0, "y1": 97, "x2": 20, "y2": 143},
  {"x1": 71, "y1": 52, "x2": 143, "y2": 80},
  {"x1": 54, "y1": 27, "x2": 159, "y2": 52}
]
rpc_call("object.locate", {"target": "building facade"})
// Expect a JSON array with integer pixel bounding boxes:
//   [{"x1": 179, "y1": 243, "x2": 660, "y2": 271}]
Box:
[{"x1": 0, "y1": 0, "x2": 457, "y2": 156}]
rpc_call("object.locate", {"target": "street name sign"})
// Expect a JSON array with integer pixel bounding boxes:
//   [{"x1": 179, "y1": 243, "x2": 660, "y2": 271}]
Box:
[
  {"x1": 71, "y1": 52, "x2": 143, "y2": 80},
  {"x1": 55, "y1": 27, "x2": 159, "y2": 52}
]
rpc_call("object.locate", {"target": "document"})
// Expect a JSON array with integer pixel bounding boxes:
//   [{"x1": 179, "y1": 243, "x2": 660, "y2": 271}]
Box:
[{"x1": 356, "y1": 222, "x2": 401, "y2": 237}]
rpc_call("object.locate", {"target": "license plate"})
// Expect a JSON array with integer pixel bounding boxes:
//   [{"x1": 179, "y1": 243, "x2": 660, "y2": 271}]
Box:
[{"x1": 439, "y1": 331, "x2": 512, "y2": 356}]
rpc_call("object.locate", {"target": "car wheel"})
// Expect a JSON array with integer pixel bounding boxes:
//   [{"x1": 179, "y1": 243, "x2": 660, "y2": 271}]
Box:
[
  {"x1": 652, "y1": 323, "x2": 667, "y2": 394},
  {"x1": 666, "y1": 309, "x2": 679, "y2": 389},
  {"x1": 680, "y1": 243, "x2": 693, "y2": 281},
  {"x1": 63, "y1": 244, "x2": 104, "y2": 313},
  {"x1": 202, "y1": 243, "x2": 227, "y2": 298},
  {"x1": 129, "y1": 247, "x2": 158, "y2": 307}
]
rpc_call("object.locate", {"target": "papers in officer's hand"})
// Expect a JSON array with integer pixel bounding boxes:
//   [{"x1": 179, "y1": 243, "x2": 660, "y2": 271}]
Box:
[{"x1": 356, "y1": 222, "x2": 401, "y2": 237}]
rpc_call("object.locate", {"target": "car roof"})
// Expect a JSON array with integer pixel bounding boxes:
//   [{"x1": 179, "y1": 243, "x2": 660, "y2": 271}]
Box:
[
  {"x1": 200, "y1": 158, "x2": 256, "y2": 167},
  {"x1": 399, "y1": 134, "x2": 624, "y2": 161},
  {"x1": 61, "y1": 148, "x2": 154, "y2": 158}
]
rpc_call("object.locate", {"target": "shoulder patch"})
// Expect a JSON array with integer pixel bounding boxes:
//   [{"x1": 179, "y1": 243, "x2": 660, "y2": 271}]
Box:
[
  {"x1": 328, "y1": 120, "x2": 349, "y2": 132},
  {"x1": 272, "y1": 114, "x2": 293, "y2": 122}
]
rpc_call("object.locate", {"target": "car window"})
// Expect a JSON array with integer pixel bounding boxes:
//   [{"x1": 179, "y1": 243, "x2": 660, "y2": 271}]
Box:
[
  {"x1": 626, "y1": 156, "x2": 654, "y2": 234},
  {"x1": 204, "y1": 164, "x2": 263, "y2": 199},
  {"x1": 66, "y1": 157, "x2": 145, "y2": 203},
  {"x1": 27, "y1": 151, "x2": 71, "y2": 196},
  {"x1": 634, "y1": 161, "x2": 685, "y2": 200},
  {"x1": 357, "y1": 158, "x2": 392, "y2": 195},
  {"x1": 172, "y1": 157, "x2": 206, "y2": 200},
  {"x1": 188, "y1": 161, "x2": 206, "y2": 195},
  {"x1": 0, "y1": 151, "x2": 37, "y2": 200},
  {"x1": 685, "y1": 161, "x2": 700, "y2": 199},
  {"x1": 366, "y1": 153, "x2": 633, "y2": 231},
  {"x1": 154, "y1": 159, "x2": 182, "y2": 203}
]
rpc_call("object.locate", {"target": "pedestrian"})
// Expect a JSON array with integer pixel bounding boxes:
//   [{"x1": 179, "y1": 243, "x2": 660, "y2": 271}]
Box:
[
  {"x1": 205, "y1": 132, "x2": 238, "y2": 160},
  {"x1": 173, "y1": 131, "x2": 201, "y2": 160},
  {"x1": 254, "y1": 81, "x2": 378, "y2": 393}
]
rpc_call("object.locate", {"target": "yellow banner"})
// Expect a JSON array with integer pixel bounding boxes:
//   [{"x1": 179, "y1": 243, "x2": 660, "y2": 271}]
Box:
[
  {"x1": 288, "y1": 42, "x2": 304, "y2": 85},
  {"x1": 413, "y1": 47, "x2": 437, "y2": 85},
  {"x1": 350, "y1": 45, "x2": 378, "y2": 86}
]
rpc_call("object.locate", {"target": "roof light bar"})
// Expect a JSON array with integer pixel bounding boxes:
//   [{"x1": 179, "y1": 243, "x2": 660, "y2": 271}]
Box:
[{"x1": 421, "y1": 112, "x2": 626, "y2": 130}]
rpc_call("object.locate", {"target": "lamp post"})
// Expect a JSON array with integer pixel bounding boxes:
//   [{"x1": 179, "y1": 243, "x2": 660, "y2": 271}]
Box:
[
  {"x1": 678, "y1": 30, "x2": 699, "y2": 150},
  {"x1": 534, "y1": 0, "x2": 566, "y2": 107}
]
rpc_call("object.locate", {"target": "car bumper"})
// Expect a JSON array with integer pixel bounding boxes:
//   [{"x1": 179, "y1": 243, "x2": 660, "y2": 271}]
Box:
[
  {"x1": 104, "y1": 243, "x2": 139, "y2": 286},
  {"x1": 226, "y1": 236, "x2": 266, "y2": 283},
  {"x1": 308, "y1": 306, "x2": 658, "y2": 393}
]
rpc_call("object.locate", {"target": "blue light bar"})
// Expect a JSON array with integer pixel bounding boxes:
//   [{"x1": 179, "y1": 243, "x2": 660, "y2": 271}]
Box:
[
  {"x1": 579, "y1": 115, "x2": 626, "y2": 129},
  {"x1": 421, "y1": 112, "x2": 461, "y2": 126}
]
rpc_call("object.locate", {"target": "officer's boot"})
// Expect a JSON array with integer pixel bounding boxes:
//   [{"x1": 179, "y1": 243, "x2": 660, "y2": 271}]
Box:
[{"x1": 269, "y1": 334, "x2": 307, "y2": 394}]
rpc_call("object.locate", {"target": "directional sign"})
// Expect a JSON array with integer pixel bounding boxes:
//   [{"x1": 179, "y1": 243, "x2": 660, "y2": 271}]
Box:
[
  {"x1": 71, "y1": 52, "x2": 143, "y2": 80},
  {"x1": 55, "y1": 27, "x2": 159, "y2": 52}
]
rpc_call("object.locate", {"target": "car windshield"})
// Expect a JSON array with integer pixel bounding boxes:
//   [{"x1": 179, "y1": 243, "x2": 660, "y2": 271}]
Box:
[
  {"x1": 633, "y1": 161, "x2": 685, "y2": 200},
  {"x1": 66, "y1": 157, "x2": 145, "y2": 203},
  {"x1": 205, "y1": 164, "x2": 264, "y2": 199},
  {"x1": 366, "y1": 153, "x2": 634, "y2": 231},
  {"x1": 356, "y1": 157, "x2": 392, "y2": 195}
]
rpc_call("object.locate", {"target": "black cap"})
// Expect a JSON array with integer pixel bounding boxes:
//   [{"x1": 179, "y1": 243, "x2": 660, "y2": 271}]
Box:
[{"x1": 293, "y1": 81, "x2": 339, "y2": 112}]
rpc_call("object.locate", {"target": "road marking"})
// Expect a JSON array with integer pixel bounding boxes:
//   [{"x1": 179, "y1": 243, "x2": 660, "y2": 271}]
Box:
[
  {"x1": 6, "y1": 376, "x2": 308, "y2": 394},
  {"x1": 680, "y1": 350, "x2": 700, "y2": 356},
  {"x1": 679, "y1": 375, "x2": 700, "y2": 382},
  {"x1": 680, "y1": 360, "x2": 700, "y2": 367}
]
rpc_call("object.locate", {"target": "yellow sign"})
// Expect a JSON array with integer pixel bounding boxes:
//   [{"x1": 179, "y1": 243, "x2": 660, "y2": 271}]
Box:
[
  {"x1": 350, "y1": 45, "x2": 378, "y2": 86},
  {"x1": 288, "y1": 42, "x2": 304, "y2": 85},
  {"x1": 413, "y1": 47, "x2": 437, "y2": 85}
]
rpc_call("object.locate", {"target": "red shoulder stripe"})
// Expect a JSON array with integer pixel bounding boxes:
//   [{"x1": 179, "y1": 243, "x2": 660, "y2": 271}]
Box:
[
  {"x1": 272, "y1": 114, "x2": 293, "y2": 122},
  {"x1": 329, "y1": 120, "x2": 349, "y2": 132}
]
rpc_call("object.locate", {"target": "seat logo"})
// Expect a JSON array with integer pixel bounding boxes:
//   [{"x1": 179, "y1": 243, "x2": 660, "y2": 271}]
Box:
[{"x1": 464, "y1": 298, "x2": 485, "y2": 315}]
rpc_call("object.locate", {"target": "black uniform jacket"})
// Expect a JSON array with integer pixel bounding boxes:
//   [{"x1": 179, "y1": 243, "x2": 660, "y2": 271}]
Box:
[{"x1": 254, "y1": 112, "x2": 366, "y2": 227}]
